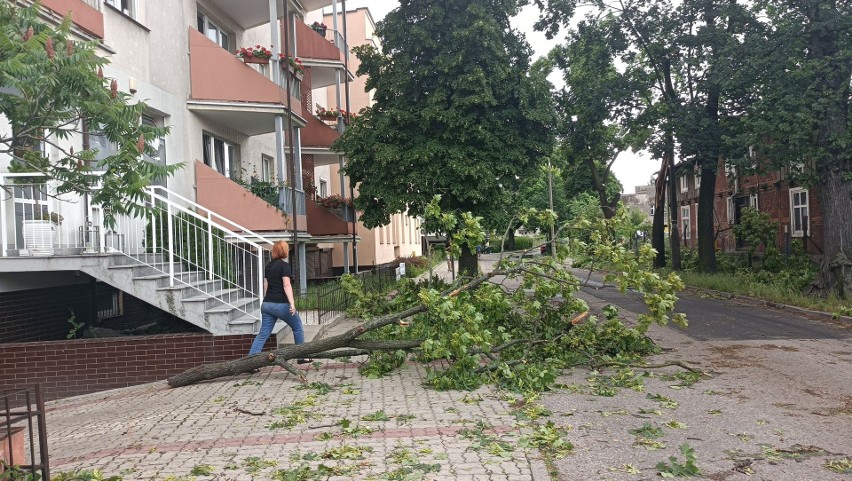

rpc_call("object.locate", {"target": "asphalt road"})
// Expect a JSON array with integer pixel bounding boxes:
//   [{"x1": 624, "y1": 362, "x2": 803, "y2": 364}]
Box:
[{"x1": 578, "y1": 283, "x2": 852, "y2": 341}]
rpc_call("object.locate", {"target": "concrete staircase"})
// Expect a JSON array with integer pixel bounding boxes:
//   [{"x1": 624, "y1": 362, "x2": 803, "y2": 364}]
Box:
[{"x1": 79, "y1": 254, "x2": 261, "y2": 335}]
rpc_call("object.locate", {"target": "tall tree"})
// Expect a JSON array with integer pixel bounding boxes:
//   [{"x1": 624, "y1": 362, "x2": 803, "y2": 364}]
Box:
[
  {"x1": 0, "y1": 1, "x2": 177, "y2": 225},
  {"x1": 551, "y1": 16, "x2": 646, "y2": 219},
  {"x1": 739, "y1": 0, "x2": 852, "y2": 297},
  {"x1": 536, "y1": 0, "x2": 755, "y2": 272},
  {"x1": 335, "y1": 0, "x2": 555, "y2": 277}
]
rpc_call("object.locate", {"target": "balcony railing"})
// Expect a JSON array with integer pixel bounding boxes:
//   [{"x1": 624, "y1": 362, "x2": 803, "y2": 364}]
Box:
[{"x1": 83, "y1": 0, "x2": 100, "y2": 10}]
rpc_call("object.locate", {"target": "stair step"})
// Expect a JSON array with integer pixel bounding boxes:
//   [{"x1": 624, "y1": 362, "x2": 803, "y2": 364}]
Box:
[
  {"x1": 227, "y1": 315, "x2": 259, "y2": 335},
  {"x1": 278, "y1": 324, "x2": 322, "y2": 345},
  {"x1": 204, "y1": 297, "x2": 258, "y2": 314},
  {"x1": 182, "y1": 288, "x2": 243, "y2": 302}
]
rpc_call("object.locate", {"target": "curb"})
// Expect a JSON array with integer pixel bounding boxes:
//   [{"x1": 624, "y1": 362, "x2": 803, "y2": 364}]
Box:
[{"x1": 684, "y1": 285, "x2": 852, "y2": 328}]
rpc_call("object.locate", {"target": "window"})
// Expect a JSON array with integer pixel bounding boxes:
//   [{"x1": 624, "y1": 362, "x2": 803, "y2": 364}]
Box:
[
  {"x1": 318, "y1": 178, "x2": 328, "y2": 198},
  {"x1": 790, "y1": 188, "x2": 809, "y2": 237},
  {"x1": 749, "y1": 193, "x2": 759, "y2": 211},
  {"x1": 261, "y1": 155, "x2": 273, "y2": 182},
  {"x1": 197, "y1": 11, "x2": 231, "y2": 50},
  {"x1": 681, "y1": 206, "x2": 691, "y2": 240},
  {"x1": 650, "y1": 206, "x2": 655, "y2": 216},
  {"x1": 679, "y1": 175, "x2": 688, "y2": 193},
  {"x1": 107, "y1": 0, "x2": 135, "y2": 18},
  {"x1": 97, "y1": 284, "x2": 123, "y2": 319},
  {"x1": 202, "y1": 133, "x2": 239, "y2": 179},
  {"x1": 142, "y1": 116, "x2": 166, "y2": 186},
  {"x1": 694, "y1": 172, "x2": 701, "y2": 189},
  {"x1": 727, "y1": 197, "x2": 734, "y2": 224}
]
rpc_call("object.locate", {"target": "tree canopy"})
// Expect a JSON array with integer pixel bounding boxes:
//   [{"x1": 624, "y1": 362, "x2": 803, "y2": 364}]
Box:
[
  {"x1": 0, "y1": 1, "x2": 178, "y2": 225},
  {"x1": 335, "y1": 0, "x2": 555, "y2": 274}
]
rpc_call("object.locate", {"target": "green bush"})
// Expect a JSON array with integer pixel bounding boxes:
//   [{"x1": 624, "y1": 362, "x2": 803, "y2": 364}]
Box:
[{"x1": 513, "y1": 236, "x2": 534, "y2": 251}]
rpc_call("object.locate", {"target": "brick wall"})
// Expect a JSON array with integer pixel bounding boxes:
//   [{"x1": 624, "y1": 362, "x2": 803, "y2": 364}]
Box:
[
  {"x1": 0, "y1": 283, "x2": 94, "y2": 344},
  {"x1": 0, "y1": 334, "x2": 276, "y2": 405}
]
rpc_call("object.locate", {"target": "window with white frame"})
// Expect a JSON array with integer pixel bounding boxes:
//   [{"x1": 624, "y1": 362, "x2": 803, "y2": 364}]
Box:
[
  {"x1": 202, "y1": 133, "x2": 239, "y2": 179},
  {"x1": 318, "y1": 178, "x2": 328, "y2": 198},
  {"x1": 261, "y1": 155, "x2": 273, "y2": 182},
  {"x1": 680, "y1": 175, "x2": 688, "y2": 193},
  {"x1": 749, "y1": 193, "x2": 759, "y2": 211},
  {"x1": 106, "y1": 0, "x2": 136, "y2": 18},
  {"x1": 790, "y1": 188, "x2": 809, "y2": 237},
  {"x1": 197, "y1": 11, "x2": 231, "y2": 50},
  {"x1": 727, "y1": 197, "x2": 734, "y2": 224},
  {"x1": 142, "y1": 116, "x2": 167, "y2": 186},
  {"x1": 681, "y1": 206, "x2": 691, "y2": 240},
  {"x1": 694, "y1": 172, "x2": 701, "y2": 189}
]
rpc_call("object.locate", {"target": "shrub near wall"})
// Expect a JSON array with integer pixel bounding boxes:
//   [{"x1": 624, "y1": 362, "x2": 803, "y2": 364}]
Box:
[{"x1": 0, "y1": 333, "x2": 276, "y2": 406}]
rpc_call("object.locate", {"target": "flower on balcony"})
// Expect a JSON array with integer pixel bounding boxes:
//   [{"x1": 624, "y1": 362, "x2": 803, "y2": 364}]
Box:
[
  {"x1": 317, "y1": 193, "x2": 355, "y2": 209},
  {"x1": 279, "y1": 55, "x2": 304, "y2": 74},
  {"x1": 236, "y1": 45, "x2": 273, "y2": 60},
  {"x1": 311, "y1": 21, "x2": 327, "y2": 29},
  {"x1": 316, "y1": 106, "x2": 356, "y2": 123}
]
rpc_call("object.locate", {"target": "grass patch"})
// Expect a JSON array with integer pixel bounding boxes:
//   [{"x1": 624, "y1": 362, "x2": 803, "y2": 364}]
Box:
[{"x1": 677, "y1": 271, "x2": 850, "y2": 316}]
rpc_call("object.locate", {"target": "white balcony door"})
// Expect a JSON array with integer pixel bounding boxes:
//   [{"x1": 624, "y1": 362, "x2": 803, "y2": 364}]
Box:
[{"x1": 202, "y1": 133, "x2": 239, "y2": 179}]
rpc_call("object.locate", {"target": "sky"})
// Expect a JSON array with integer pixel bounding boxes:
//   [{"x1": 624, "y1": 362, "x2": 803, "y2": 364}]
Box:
[{"x1": 340, "y1": 1, "x2": 658, "y2": 193}]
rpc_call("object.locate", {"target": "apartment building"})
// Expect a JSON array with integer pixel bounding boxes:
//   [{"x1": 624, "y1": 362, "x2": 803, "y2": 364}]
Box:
[
  {"x1": 308, "y1": 7, "x2": 423, "y2": 273},
  {"x1": 672, "y1": 158, "x2": 823, "y2": 254},
  {"x1": 0, "y1": 0, "x2": 423, "y2": 341}
]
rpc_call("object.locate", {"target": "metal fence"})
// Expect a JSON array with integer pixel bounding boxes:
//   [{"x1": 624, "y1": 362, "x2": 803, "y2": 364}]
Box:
[
  {"x1": 1, "y1": 385, "x2": 49, "y2": 479},
  {"x1": 296, "y1": 266, "x2": 399, "y2": 325}
]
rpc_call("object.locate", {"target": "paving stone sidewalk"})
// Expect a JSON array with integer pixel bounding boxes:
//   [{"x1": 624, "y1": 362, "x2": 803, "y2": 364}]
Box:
[{"x1": 46, "y1": 360, "x2": 550, "y2": 480}]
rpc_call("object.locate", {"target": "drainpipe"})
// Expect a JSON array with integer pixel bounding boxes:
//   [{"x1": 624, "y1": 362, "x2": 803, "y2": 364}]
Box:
[
  {"x1": 283, "y1": 1, "x2": 300, "y2": 285},
  {"x1": 331, "y1": 1, "x2": 350, "y2": 274},
  {"x1": 342, "y1": 0, "x2": 358, "y2": 273}
]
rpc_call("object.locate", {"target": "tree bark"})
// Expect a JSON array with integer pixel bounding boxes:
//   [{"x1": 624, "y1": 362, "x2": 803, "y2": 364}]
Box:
[
  {"x1": 458, "y1": 243, "x2": 478, "y2": 278},
  {"x1": 652, "y1": 156, "x2": 668, "y2": 268},
  {"x1": 697, "y1": 164, "x2": 718, "y2": 273},
  {"x1": 808, "y1": 2, "x2": 852, "y2": 299},
  {"x1": 665, "y1": 134, "x2": 681, "y2": 270}
]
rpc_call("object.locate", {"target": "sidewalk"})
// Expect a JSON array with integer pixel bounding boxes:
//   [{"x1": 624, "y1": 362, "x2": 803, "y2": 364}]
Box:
[{"x1": 46, "y1": 361, "x2": 549, "y2": 480}]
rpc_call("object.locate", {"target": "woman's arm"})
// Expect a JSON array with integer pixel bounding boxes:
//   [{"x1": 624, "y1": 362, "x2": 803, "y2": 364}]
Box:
[
  {"x1": 263, "y1": 279, "x2": 268, "y2": 297},
  {"x1": 283, "y1": 276, "x2": 296, "y2": 314}
]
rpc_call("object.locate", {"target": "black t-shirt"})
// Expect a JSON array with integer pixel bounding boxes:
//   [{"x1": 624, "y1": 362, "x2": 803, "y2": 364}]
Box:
[{"x1": 264, "y1": 259, "x2": 293, "y2": 304}]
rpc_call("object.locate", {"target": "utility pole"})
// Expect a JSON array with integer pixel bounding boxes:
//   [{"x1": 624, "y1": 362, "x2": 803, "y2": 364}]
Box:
[{"x1": 547, "y1": 157, "x2": 555, "y2": 255}]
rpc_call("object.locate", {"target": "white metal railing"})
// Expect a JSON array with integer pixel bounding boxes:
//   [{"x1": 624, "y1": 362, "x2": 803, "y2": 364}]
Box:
[
  {"x1": 0, "y1": 174, "x2": 275, "y2": 321},
  {"x1": 137, "y1": 186, "x2": 274, "y2": 319},
  {"x1": 83, "y1": 0, "x2": 101, "y2": 11}
]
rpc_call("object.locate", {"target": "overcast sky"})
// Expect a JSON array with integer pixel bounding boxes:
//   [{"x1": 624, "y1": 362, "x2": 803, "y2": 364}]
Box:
[{"x1": 340, "y1": 1, "x2": 658, "y2": 193}]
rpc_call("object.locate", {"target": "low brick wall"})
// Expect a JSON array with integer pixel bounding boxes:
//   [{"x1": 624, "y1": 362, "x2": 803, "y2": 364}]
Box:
[{"x1": 0, "y1": 334, "x2": 275, "y2": 405}]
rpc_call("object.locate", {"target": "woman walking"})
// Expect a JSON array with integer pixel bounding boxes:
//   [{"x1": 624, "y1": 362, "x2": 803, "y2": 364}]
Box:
[{"x1": 248, "y1": 240, "x2": 308, "y2": 361}]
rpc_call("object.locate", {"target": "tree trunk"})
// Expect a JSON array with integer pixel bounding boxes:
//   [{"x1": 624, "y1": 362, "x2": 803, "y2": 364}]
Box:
[
  {"x1": 818, "y1": 171, "x2": 852, "y2": 299},
  {"x1": 506, "y1": 229, "x2": 516, "y2": 251},
  {"x1": 665, "y1": 137, "x2": 681, "y2": 270},
  {"x1": 652, "y1": 156, "x2": 668, "y2": 268},
  {"x1": 808, "y1": 2, "x2": 852, "y2": 299},
  {"x1": 458, "y1": 243, "x2": 478, "y2": 278},
  {"x1": 697, "y1": 165, "x2": 718, "y2": 273}
]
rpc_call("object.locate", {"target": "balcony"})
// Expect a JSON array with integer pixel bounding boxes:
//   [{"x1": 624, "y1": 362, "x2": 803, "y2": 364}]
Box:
[
  {"x1": 187, "y1": 28, "x2": 303, "y2": 136},
  {"x1": 41, "y1": 0, "x2": 104, "y2": 38},
  {"x1": 294, "y1": 21, "x2": 352, "y2": 89},
  {"x1": 301, "y1": 110, "x2": 340, "y2": 151},
  {"x1": 306, "y1": 199, "x2": 355, "y2": 237},
  {"x1": 195, "y1": 161, "x2": 306, "y2": 233}
]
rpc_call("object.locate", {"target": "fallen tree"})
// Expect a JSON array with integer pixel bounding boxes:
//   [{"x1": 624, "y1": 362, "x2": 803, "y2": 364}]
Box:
[{"x1": 168, "y1": 204, "x2": 687, "y2": 391}]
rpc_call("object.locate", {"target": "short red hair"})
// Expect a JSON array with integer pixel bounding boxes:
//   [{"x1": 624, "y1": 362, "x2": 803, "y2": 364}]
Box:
[{"x1": 271, "y1": 240, "x2": 289, "y2": 260}]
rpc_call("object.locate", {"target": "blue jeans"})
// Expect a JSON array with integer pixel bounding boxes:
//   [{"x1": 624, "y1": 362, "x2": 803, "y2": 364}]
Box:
[{"x1": 248, "y1": 302, "x2": 304, "y2": 355}]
